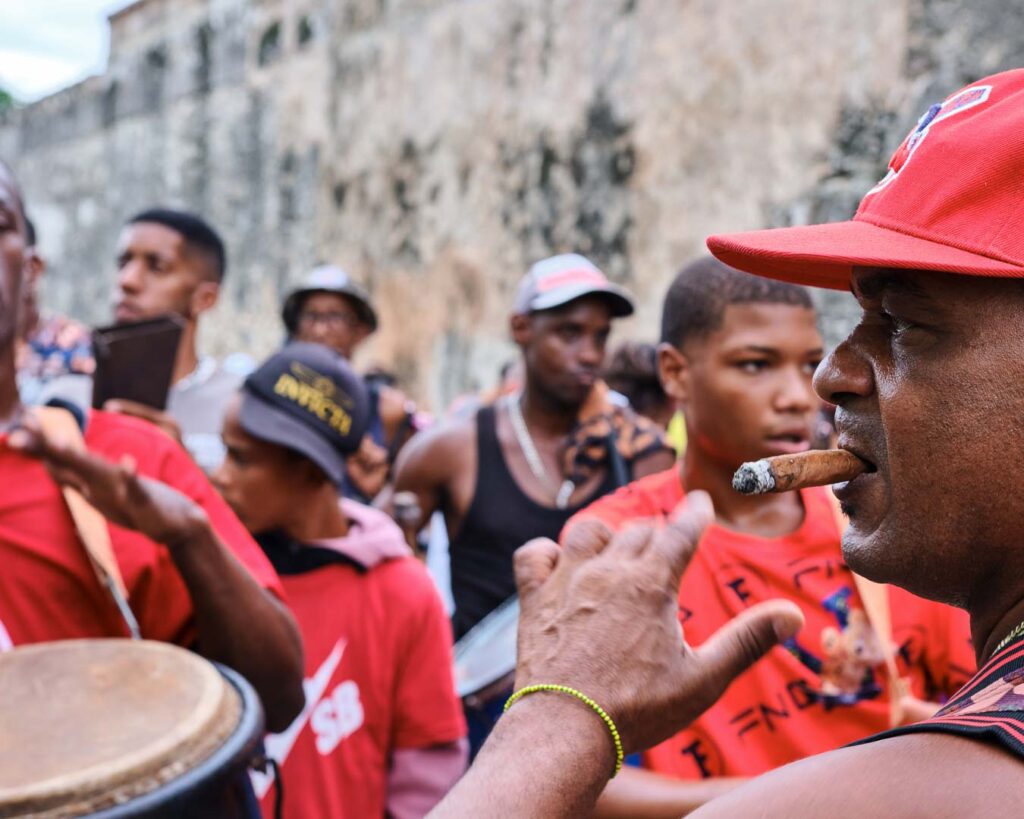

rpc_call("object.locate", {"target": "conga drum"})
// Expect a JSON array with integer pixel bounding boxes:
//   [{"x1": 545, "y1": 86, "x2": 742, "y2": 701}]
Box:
[
  {"x1": 0, "y1": 639, "x2": 265, "y2": 818},
  {"x1": 453, "y1": 596, "x2": 519, "y2": 757}
]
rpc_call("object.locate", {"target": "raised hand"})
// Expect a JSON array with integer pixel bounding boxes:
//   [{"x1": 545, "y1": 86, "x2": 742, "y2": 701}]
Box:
[
  {"x1": 346, "y1": 434, "x2": 391, "y2": 499},
  {"x1": 513, "y1": 491, "x2": 805, "y2": 755}
]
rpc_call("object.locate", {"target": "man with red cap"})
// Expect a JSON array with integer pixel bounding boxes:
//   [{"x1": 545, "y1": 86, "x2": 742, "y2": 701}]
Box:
[{"x1": 431, "y1": 68, "x2": 1024, "y2": 817}]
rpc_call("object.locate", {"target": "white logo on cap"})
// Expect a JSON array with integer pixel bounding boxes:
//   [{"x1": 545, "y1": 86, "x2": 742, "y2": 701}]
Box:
[{"x1": 865, "y1": 84, "x2": 992, "y2": 196}]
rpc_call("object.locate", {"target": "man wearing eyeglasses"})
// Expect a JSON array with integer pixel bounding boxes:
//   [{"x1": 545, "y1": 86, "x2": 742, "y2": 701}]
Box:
[{"x1": 282, "y1": 266, "x2": 421, "y2": 503}]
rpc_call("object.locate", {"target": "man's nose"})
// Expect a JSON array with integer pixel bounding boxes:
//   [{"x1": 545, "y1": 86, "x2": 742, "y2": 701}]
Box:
[
  {"x1": 210, "y1": 462, "x2": 228, "y2": 493},
  {"x1": 775, "y1": 365, "x2": 816, "y2": 413},
  {"x1": 813, "y1": 332, "x2": 874, "y2": 406},
  {"x1": 117, "y1": 260, "x2": 143, "y2": 292},
  {"x1": 307, "y1": 322, "x2": 332, "y2": 343},
  {"x1": 578, "y1": 336, "x2": 604, "y2": 367}
]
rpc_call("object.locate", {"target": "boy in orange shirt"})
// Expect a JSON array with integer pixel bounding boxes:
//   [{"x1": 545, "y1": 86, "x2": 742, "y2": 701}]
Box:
[{"x1": 570, "y1": 256, "x2": 974, "y2": 817}]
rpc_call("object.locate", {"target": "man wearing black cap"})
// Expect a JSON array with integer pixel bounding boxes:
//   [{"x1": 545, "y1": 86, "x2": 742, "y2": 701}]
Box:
[
  {"x1": 395, "y1": 254, "x2": 674, "y2": 642},
  {"x1": 212, "y1": 342, "x2": 466, "y2": 819},
  {"x1": 282, "y1": 265, "x2": 420, "y2": 502}
]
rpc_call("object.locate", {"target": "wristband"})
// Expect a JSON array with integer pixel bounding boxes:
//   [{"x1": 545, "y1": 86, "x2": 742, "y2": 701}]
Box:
[{"x1": 504, "y1": 684, "x2": 624, "y2": 777}]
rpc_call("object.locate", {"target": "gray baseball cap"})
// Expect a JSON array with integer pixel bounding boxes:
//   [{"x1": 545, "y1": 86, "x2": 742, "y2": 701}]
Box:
[
  {"x1": 240, "y1": 342, "x2": 370, "y2": 484},
  {"x1": 282, "y1": 265, "x2": 378, "y2": 334},
  {"x1": 513, "y1": 254, "x2": 635, "y2": 317}
]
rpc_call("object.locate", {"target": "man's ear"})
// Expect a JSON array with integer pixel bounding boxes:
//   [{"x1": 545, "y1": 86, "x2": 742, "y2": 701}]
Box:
[
  {"x1": 191, "y1": 280, "x2": 220, "y2": 317},
  {"x1": 658, "y1": 342, "x2": 691, "y2": 407},
  {"x1": 510, "y1": 313, "x2": 532, "y2": 347},
  {"x1": 25, "y1": 248, "x2": 45, "y2": 286}
]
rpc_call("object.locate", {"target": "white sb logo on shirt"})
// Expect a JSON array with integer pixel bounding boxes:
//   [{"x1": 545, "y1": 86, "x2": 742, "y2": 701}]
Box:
[{"x1": 311, "y1": 680, "x2": 364, "y2": 755}]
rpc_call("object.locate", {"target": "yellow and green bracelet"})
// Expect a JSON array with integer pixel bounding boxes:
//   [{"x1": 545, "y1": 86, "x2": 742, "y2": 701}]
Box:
[{"x1": 504, "y1": 684, "x2": 624, "y2": 777}]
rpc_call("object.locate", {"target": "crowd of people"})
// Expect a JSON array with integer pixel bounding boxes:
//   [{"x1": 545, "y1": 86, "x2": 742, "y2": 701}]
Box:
[{"x1": 3, "y1": 66, "x2": 1024, "y2": 818}]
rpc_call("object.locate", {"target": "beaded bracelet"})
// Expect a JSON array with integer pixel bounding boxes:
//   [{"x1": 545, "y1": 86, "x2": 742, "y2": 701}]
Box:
[{"x1": 504, "y1": 684, "x2": 624, "y2": 777}]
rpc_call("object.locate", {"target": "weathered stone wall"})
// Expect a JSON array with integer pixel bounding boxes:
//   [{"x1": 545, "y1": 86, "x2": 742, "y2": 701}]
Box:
[{"x1": 0, "y1": 0, "x2": 1017, "y2": 408}]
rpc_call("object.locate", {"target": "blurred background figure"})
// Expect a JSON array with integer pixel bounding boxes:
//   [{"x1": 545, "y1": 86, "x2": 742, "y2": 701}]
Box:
[
  {"x1": 15, "y1": 218, "x2": 94, "y2": 406},
  {"x1": 282, "y1": 265, "x2": 422, "y2": 503},
  {"x1": 41, "y1": 208, "x2": 240, "y2": 474},
  {"x1": 603, "y1": 341, "x2": 673, "y2": 429}
]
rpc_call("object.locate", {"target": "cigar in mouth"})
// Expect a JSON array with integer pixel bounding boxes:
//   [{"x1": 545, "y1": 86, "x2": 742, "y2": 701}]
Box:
[{"x1": 732, "y1": 449, "x2": 870, "y2": 495}]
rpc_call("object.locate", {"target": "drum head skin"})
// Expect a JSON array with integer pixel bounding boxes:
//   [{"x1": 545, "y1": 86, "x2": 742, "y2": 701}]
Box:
[
  {"x1": 0, "y1": 639, "x2": 241, "y2": 818},
  {"x1": 453, "y1": 597, "x2": 519, "y2": 698}
]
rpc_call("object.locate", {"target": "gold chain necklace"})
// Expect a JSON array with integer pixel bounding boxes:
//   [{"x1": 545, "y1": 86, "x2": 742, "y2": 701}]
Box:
[{"x1": 993, "y1": 619, "x2": 1024, "y2": 654}]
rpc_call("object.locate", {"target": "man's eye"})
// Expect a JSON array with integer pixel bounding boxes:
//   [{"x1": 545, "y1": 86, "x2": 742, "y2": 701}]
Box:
[
  {"x1": 881, "y1": 310, "x2": 916, "y2": 337},
  {"x1": 737, "y1": 360, "x2": 769, "y2": 373}
]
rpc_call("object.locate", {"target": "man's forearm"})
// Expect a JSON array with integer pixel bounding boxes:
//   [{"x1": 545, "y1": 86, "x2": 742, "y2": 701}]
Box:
[
  {"x1": 430, "y1": 693, "x2": 615, "y2": 818},
  {"x1": 167, "y1": 519, "x2": 305, "y2": 732},
  {"x1": 594, "y1": 768, "x2": 748, "y2": 818}
]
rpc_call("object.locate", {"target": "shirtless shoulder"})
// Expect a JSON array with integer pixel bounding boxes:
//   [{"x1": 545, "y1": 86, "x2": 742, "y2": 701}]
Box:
[
  {"x1": 693, "y1": 732, "x2": 1024, "y2": 818},
  {"x1": 393, "y1": 414, "x2": 478, "y2": 525},
  {"x1": 395, "y1": 415, "x2": 475, "y2": 482}
]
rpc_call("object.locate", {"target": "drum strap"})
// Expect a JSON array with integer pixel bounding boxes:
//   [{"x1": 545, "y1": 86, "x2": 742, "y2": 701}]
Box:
[
  {"x1": 825, "y1": 490, "x2": 904, "y2": 727},
  {"x1": 33, "y1": 406, "x2": 142, "y2": 639}
]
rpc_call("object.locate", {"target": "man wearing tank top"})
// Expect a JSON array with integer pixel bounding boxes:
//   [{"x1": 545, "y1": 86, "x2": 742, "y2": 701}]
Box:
[{"x1": 394, "y1": 255, "x2": 674, "y2": 643}]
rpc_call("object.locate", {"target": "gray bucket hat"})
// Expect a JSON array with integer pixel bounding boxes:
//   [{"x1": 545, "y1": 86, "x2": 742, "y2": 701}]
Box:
[{"x1": 282, "y1": 265, "x2": 378, "y2": 335}]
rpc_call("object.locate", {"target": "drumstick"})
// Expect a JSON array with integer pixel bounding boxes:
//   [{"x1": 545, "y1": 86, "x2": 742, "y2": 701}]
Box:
[{"x1": 732, "y1": 449, "x2": 869, "y2": 495}]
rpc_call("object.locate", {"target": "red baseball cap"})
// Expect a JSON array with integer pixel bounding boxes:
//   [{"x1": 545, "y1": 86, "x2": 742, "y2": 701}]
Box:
[{"x1": 707, "y1": 69, "x2": 1024, "y2": 290}]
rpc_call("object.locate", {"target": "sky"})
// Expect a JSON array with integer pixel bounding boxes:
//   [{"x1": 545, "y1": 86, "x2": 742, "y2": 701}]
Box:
[{"x1": 0, "y1": 1, "x2": 132, "y2": 102}]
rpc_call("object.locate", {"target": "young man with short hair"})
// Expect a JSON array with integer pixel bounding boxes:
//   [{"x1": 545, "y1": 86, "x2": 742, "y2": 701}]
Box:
[
  {"x1": 572, "y1": 257, "x2": 973, "y2": 817},
  {"x1": 212, "y1": 342, "x2": 466, "y2": 819},
  {"x1": 45, "y1": 208, "x2": 241, "y2": 472}
]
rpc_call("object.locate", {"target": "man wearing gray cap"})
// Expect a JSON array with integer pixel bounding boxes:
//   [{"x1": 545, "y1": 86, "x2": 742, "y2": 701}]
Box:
[
  {"x1": 394, "y1": 253, "x2": 673, "y2": 744},
  {"x1": 282, "y1": 265, "x2": 419, "y2": 503}
]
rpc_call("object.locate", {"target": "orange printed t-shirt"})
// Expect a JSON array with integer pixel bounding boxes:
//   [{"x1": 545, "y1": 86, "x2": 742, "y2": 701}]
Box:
[{"x1": 565, "y1": 468, "x2": 975, "y2": 779}]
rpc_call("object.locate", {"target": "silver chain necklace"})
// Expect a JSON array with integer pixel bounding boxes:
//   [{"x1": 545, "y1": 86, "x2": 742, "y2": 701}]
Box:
[{"x1": 506, "y1": 394, "x2": 576, "y2": 509}]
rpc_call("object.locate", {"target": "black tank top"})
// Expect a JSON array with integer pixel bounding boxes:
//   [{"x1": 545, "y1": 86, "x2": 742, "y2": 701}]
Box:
[
  {"x1": 449, "y1": 404, "x2": 619, "y2": 640},
  {"x1": 853, "y1": 629, "x2": 1024, "y2": 761}
]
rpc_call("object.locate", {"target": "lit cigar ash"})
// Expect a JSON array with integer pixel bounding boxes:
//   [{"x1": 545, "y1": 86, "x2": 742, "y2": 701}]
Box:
[{"x1": 732, "y1": 449, "x2": 869, "y2": 495}]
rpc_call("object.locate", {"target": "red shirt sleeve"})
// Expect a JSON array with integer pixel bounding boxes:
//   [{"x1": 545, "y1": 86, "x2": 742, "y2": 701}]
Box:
[{"x1": 389, "y1": 562, "x2": 467, "y2": 749}]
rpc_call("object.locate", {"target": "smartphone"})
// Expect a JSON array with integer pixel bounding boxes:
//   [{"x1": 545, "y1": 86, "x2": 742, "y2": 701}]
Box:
[{"x1": 91, "y1": 315, "x2": 184, "y2": 410}]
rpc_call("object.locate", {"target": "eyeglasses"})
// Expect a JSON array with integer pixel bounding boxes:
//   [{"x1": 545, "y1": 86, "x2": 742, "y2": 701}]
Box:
[{"x1": 296, "y1": 310, "x2": 360, "y2": 330}]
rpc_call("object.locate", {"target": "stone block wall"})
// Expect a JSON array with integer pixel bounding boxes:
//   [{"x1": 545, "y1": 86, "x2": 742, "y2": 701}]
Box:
[{"x1": 1, "y1": 0, "x2": 1019, "y2": 408}]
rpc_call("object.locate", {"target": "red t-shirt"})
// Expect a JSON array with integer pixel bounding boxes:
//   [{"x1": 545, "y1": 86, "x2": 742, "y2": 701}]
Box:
[
  {"x1": 254, "y1": 555, "x2": 466, "y2": 819},
  {"x1": 0, "y1": 410, "x2": 283, "y2": 647},
  {"x1": 565, "y1": 468, "x2": 975, "y2": 778}
]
